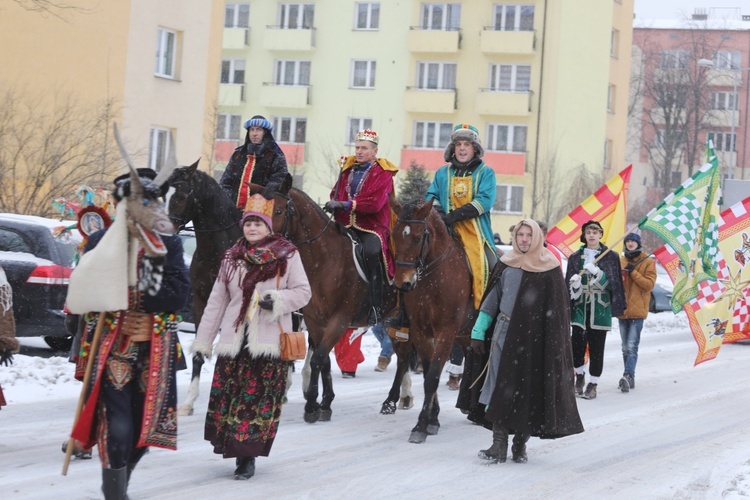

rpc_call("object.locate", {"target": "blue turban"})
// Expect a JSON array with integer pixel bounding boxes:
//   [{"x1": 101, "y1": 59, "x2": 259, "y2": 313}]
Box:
[{"x1": 244, "y1": 115, "x2": 274, "y2": 133}]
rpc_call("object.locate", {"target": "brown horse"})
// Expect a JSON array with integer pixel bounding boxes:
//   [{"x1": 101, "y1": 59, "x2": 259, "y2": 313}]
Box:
[{"x1": 387, "y1": 196, "x2": 475, "y2": 443}]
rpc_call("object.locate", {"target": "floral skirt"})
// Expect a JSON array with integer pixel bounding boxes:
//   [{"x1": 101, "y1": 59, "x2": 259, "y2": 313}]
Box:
[{"x1": 204, "y1": 349, "x2": 288, "y2": 459}]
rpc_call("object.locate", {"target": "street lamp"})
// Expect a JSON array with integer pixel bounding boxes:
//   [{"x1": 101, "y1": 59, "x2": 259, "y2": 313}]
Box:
[{"x1": 697, "y1": 58, "x2": 750, "y2": 181}]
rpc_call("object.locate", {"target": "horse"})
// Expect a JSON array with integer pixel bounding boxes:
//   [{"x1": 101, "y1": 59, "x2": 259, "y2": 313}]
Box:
[
  {"x1": 387, "y1": 196, "x2": 475, "y2": 444},
  {"x1": 167, "y1": 162, "x2": 242, "y2": 415}
]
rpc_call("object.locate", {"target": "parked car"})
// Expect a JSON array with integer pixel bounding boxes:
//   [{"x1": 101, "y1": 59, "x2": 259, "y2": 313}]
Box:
[
  {"x1": 0, "y1": 213, "x2": 80, "y2": 351},
  {"x1": 651, "y1": 261, "x2": 674, "y2": 313}
]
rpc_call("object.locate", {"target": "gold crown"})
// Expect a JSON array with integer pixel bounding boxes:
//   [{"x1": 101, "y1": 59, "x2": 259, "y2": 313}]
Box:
[
  {"x1": 244, "y1": 193, "x2": 274, "y2": 218},
  {"x1": 355, "y1": 129, "x2": 379, "y2": 145}
]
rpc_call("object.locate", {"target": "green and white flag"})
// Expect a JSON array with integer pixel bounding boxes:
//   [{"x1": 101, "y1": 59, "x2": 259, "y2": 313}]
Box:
[{"x1": 638, "y1": 136, "x2": 722, "y2": 313}]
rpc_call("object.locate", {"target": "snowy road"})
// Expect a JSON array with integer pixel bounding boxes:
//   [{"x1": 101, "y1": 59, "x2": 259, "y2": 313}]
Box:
[{"x1": 2, "y1": 312, "x2": 750, "y2": 499}]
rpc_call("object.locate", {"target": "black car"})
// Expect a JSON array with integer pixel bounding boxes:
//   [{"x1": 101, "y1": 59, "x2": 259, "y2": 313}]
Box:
[{"x1": 0, "y1": 214, "x2": 79, "y2": 351}]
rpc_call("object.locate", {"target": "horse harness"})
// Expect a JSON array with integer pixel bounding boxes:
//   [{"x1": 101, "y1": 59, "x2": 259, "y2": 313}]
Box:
[
  {"x1": 394, "y1": 217, "x2": 454, "y2": 282},
  {"x1": 276, "y1": 192, "x2": 332, "y2": 247}
]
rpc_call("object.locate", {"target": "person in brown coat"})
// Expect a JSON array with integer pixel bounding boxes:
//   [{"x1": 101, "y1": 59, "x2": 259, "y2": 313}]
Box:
[
  {"x1": 0, "y1": 265, "x2": 19, "y2": 409},
  {"x1": 617, "y1": 233, "x2": 656, "y2": 393}
]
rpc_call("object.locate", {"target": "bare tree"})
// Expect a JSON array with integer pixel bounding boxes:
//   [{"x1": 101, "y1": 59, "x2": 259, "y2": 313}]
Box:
[
  {"x1": 0, "y1": 88, "x2": 121, "y2": 217},
  {"x1": 529, "y1": 143, "x2": 564, "y2": 226},
  {"x1": 551, "y1": 165, "x2": 604, "y2": 226}
]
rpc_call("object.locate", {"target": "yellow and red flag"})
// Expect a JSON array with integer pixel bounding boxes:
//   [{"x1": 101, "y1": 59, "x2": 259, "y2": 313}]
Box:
[
  {"x1": 654, "y1": 196, "x2": 750, "y2": 364},
  {"x1": 546, "y1": 165, "x2": 632, "y2": 258}
]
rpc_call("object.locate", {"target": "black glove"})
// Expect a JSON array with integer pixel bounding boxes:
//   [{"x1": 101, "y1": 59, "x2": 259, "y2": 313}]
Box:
[
  {"x1": 442, "y1": 204, "x2": 479, "y2": 226},
  {"x1": 261, "y1": 183, "x2": 278, "y2": 200},
  {"x1": 192, "y1": 353, "x2": 205, "y2": 365},
  {"x1": 258, "y1": 294, "x2": 274, "y2": 310},
  {"x1": 624, "y1": 263, "x2": 635, "y2": 273},
  {"x1": 470, "y1": 339, "x2": 486, "y2": 356},
  {"x1": 324, "y1": 200, "x2": 347, "y2": 213},
  {"x1": 0, "y1": 349, "x2": 14, "y2": 367}
]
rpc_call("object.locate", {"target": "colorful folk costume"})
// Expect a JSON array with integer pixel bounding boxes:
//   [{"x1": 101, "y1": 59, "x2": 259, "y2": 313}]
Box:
[
  {"x1": 192, "y1": 194, "x2": 311, "y2": 480},
  {"x1": 66, "y1": 168, "x2": 190, "y2": 499},
  {"x1": 0, "y1": 265, "x2": 19, "y2": 409},
  {"x1": 220, "y1": 115, "x2": 288, "y2": 207},
  {"x1": 467, "y1": 220, "x2": 584, "y2": 464},
  {"x1": 426, "y1": 124, "x2": 498, "y2": 308}
]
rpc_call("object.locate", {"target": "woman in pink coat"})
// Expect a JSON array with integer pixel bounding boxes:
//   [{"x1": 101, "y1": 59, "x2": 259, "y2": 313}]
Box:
[{"x1": 192, "y1": 194, "x2": 311, "y2": 480}]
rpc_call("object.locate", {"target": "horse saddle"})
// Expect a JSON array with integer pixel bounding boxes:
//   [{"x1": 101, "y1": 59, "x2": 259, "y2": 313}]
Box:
[{"x1": 345, "y1": 229, "x2": 386, "y2": 325}]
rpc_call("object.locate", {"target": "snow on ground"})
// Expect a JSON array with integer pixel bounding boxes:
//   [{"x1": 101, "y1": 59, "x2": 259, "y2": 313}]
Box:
[{"x1": 2, "y1": 313, "x2": 750, "y2": 499}]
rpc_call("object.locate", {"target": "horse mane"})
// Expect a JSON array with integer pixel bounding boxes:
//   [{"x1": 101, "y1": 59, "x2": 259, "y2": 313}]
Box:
[
  {"x1": 401, "y1": 200, "x2": 442, "y2": 226},
  {"x1": 290, "y1": 187, "x2": 348, "y2": 234}
]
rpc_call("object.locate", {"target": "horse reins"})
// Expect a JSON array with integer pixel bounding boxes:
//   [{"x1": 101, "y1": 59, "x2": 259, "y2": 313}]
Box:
[
  {"x1": 394, "y1": 217, "x2": 454, "y2": 281},
  {"x1": 168, "y1": 180, "x2": 242, "y2": 234},
  {"x1": 276, "y1": 192, "x2": 332, "y2": 247}
]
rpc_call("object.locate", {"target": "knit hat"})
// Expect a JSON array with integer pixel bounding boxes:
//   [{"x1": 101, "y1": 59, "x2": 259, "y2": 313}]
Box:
[
  {"x1": 243, "y1": 115, "x2": 274, "y2": 133},
  {"x1": 624, "y1": 233, "x2": 642, "y2": 247},
  {"x1": 240, "y1": 193, "x2": 274, "y2": 231},
  {"x1": 443, "y1": 123, "x2": 484, "y2": 162},
  {"x1": 579, "y1": 220, "x2": 604, "y2": 243}
]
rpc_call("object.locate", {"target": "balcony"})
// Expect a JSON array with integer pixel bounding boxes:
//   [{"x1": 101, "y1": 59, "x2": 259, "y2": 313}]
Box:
[
  {"x1": 475, "y1": 89, "x2": 533, "y2": 116},
  {"x1": 218, "y1": 84, "x2": 245, "y2": 106},
  {"x1": 407, "y1": 27, "x2": 460, "y2": 53},
  {"x1": 705, "y1": 109, "x2": 740, "y2": 128},
  {"x1": 278, "y1": 143, "x2": 308, "y2": 165},
  {"x1": 223, "y1": 27, "x2": 249, "y2": 49},
  {"x1": 403, "y1": 87, "x2": 457, "y2": 114},
  {"x1": 705, "y1": 69, "x2": 744, "y2": 87},
  {"x1": 480, "y1": 28, "x2": 535, "y2": 54},
  {"x1": 263, "y1": 27, "x2": 316, "y2": 51},
  {"x1": 258, "y1": 84, "x2": 311, "y2": 108},
  {"x1": 214, "y1": 140, "x2": 240, "y2": 163}
]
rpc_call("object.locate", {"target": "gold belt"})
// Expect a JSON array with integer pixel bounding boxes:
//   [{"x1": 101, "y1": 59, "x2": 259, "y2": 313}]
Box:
[{"x1": 120, "y1": 311, "x2": 153, "y2": 342}]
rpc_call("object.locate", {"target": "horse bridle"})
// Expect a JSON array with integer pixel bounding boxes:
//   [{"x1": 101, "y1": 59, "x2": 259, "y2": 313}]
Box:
[
  {"x1": 394, "y1": 217, "x2": 453, "y2": 281},
  {"x1": 168, "y1": 180, "x2": 242, "y2": 234},
  {"x1": 276, "y1": 192, "x2": 332, "y2": 247}
]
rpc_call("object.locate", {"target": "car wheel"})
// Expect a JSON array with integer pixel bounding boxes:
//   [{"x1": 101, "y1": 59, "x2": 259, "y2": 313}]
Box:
[
  {"x1": 44, "y1": 335, "x2": 73, "y2": 352},
  {"x1": 649, "y1": 294, "x2": 656, "y2": 313}
]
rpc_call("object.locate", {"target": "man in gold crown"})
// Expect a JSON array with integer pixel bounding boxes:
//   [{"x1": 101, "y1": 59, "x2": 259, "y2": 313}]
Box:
[{"x1": 325, "y1": 129, "x2": 398, "y2": 325}]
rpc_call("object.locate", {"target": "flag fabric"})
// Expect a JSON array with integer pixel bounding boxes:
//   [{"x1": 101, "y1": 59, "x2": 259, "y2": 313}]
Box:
[
  {"x1": 653, "y1": 196, "x2": 750, "y2": 364},
  {"x1": 638, "y1": 140, "x2": 722, "y2": 313},
  {"x1": 547, "y1": 165, "x2": 631, "y2": 258}
]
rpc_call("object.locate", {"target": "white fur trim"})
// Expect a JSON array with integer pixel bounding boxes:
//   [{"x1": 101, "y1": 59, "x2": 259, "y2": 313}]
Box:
[
  {"x1": 190, "y1": 340, "x2": 213, "y2": 359},
  {"x1": 266, "y1": 290, "x2": 285, "y2": 322}
]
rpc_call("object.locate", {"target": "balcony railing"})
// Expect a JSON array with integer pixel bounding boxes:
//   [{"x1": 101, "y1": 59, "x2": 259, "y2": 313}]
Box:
[
  {"x1": 218, "y1": 83, "x2": 245, "y2": 106},
  {"x1": 475, "y1": 89, "x2": 533, "y2": 116},
  {"x1": 223, "y1": 27, "x2": 249, "y2": 49},
  {"x1": 480, "y1": 27, "x2": 535, "y2": 54},
  {"x1": 259, "y1": 83, "x2": 311, "y2": 108},
  {"x1": 407, "y1": 26, "x2": 461, "y2": 53},
  {"x1": 404, "y1": 87, "x2": 457, "y2": 113},
  {"x1": 263, "y1": 26, "x2": 316, "y2": 51}
]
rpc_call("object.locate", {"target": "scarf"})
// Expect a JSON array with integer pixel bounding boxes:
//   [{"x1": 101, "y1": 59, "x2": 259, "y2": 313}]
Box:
[
  {"x1": 219, "y1": 233, "x2": 298, "y2": 329},
  {"x1": 500, "y1": 219, "x2": 560, "y2": 273}
]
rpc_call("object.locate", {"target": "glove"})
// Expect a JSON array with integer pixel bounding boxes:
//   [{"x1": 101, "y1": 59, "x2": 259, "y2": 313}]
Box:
[
  {"x1": 569, "y1": 273, "x2": 582, "y2": 290},
  {"x1": 192, "y1": 353, "x2": 205, "y2": 365},
  {"x1": 260, "y1": 183, "x2": 278, "y2": 200},
  {"x1": 583, "y1": 262, "x2": 602, "y2": 277},
  {"x1": 258, "y1": 294, "x2": 274, "y2": 311},
  {"x1": 442, "y1": 204, "x2": 479, "y2": 227},
  {"x1": 470, "y1": 339, "x2": 486, "y2": 356},
  {"x1": 324, "y1": 200, "x2": 347, "y2": 213},
  {"x1": 624, "y1": 263, "x2": 635, "y2": 273},
  {"x1": 1, "y1": 349, "x2": 14, "y2": 367}
]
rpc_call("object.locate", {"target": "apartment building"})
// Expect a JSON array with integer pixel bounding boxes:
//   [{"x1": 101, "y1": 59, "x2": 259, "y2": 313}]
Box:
[{"x1": 215, "y1": 0, "x2": 633, "y2": 231}]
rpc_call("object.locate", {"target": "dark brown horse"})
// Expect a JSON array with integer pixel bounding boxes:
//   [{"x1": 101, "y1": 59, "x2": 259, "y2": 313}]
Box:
[{"x1": 387, "y1": 196, "x2": 475, "y2": 443}]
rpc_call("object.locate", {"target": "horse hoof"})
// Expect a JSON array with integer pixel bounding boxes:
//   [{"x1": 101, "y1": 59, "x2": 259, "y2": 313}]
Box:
[
  {"x1": 408, "y1": 431, "x2": 428, "y2": 444},
  {"x1": 304, "y1": 409, "x2": 321, "y2": 424},
  {"x1": 177, "y1": 405, "x2": 194, "y2": 416},
  {"x1": 399, "y1": 396, "x2": 414, "y2": 410},
  {"x1": 380, "y1": 401, "x2": 397, "y2": 415},
  {"x1": 426, "y1": 424, "x2": 440, "y2": 435},
  {"x1": 319, "y1": 409, "x2": 332, "y2": 422}
]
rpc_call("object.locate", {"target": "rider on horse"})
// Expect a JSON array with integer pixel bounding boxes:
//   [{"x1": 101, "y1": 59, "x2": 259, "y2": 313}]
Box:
[
  {"x1": 426, "y1": 123, "x2": 498, "y2": 308},
  {"x1": 324, "y1": 129, "x2": 398, "y2": 324},
  {"x1": 220, "y1": 115, "x2": 288, "y2": 207}
]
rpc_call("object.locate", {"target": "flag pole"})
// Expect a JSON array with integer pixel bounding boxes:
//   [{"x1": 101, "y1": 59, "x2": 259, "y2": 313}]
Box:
[{"x1": 576, "y1": 221, "x2": 641, "y2": 275}]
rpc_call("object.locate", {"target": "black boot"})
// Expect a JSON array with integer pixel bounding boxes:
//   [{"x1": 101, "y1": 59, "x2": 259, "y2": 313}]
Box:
[
  {"x1": 234, "y1": 457, "x2": 256, "y2": 480},
  {"x1": 102, "y1": 467, "x2": 129, "y2": 500},
  {"x1": 127, "y1": 447, "x2": 149, "y2": 484},
  {"x1": 511, "y1": 434, "x2": 530, "y2": 463},
  {"x1": 384, "y1": 297, "x2": 410, "y2": 335},
  {"x1": 478, "y1": 423, "x2": 508, "y2": 463}
]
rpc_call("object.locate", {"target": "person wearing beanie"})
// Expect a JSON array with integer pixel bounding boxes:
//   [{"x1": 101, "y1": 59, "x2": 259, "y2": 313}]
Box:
[
  {"x1": 192, "y1": 193, "x2": 311, "y2": 480},
  {"x1": 617, "y1": 233, "x2": 656, "y2": 393},
  {"x1": 220, "y1": 115, "x2": 288, "y2": 206},
  {"x1": 425, "y1": 123, "x2": 499, "y2": 311},
  {"x1": 565, "y1": 220, "x2": 626, "y2": 400}
]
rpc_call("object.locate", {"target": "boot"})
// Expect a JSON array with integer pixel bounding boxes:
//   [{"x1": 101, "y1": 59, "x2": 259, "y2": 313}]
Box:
[
  {"x1": 618, "y1": 376, "x2": 630, "y2": 393},
  {"x1": 234, "y1": 457, "x2": 256, "y2": 480},
  {"x1": 374, "y1": 355, "x2": 391, "y2": 372},
  {"x1": 582, "y1": 382, "x2": 597, "y2": 400},
  {"x1": 384, "y1": 297, "x2": 410, "y2": 335},
  {"x1": 127, "y1": 447, "x2": 149, "y2": 484},
  {"x1": 511, "y1": 434, "x2": 530, "y2": 463},
  {"x1": 446, "y1": 374, "x2": 461, "y2": 391},
  {"x1": 102, "y1": 467, "x2": 129, "y2": 500},
  {"x1": 575, "y1": 373, "x2": 585, "y2": 395},
  {"x1": 478, "y1": 423, "x2": 508, "y2": 463}
]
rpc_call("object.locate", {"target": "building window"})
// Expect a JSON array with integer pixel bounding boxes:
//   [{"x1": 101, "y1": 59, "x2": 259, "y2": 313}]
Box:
[
  {"x1": 494, "y1": 184, "x2": 523, "y2": 213},
  {"x1": 713, "y1": 50, "x2": 741, "y2": 70},
  {"x1": 155, "y1": 28, "x2": 177, "y2": 78},
  {"x1": 611, "y1": 28, "x2": 619, "y2": 58},
  {"x1": 354, "y1": 2, "x2": 380, "y2": 30},
  {"x1": 417, "y1": 62, "x2": 457, "y2": 90},
  {"x1": 149, "y1": 127, "x2": 171, "y2": 172},
  {"x1": 347, "y1": 117, "x2": 373, "y2": 144},
  {"x1": 711, "y1": 131, "x2": 736, "y2": 152},
  {"x1": 420, "y1": 3, "x2": 461, "y2": 31},
  {"x1": 493, "y1": 4, "x2": 534, "y2": 31},
  {"x1": 271, "y1": 116, "x2": 307, "y2": 143},
  {"x1": 351, "y1": 60, "x2": 376, "y2": 88},
  {"x1": 225, "y1": 4, "x2": 249, "y2": 28},
  {"x1": 604, "y1": 139, "x2": 613, "y2": 168},
  {"x1": 710, "y1": 91, "x2": 738, "y2": 110},
  {"x1": 486, "y1": 124, "x2": 527, "y2": 152},
  {"x1": 413, "y1": 121, "x2": 453, "y2": 148},
  {"x1": 659, "y1": 50, "x2": 689, "y2": 70},
  {"x1": 279, "y1": 3, "x2": 314, "y2": 29},
  {"x1": 221, "y1": 59, "x2": 245, "y2": 84},
  {"x1": 488, "y1": 64, "x2": 530, "y2": 92},
  {"x1": 216, "y1": 114, "x2": 242, "y2": 141},
  {"x1": 607, "y1": 84, "x2": 616, "y2": 113},
  {"x1": 274, "y1": 60, "x2": 311, "y2": 85}
]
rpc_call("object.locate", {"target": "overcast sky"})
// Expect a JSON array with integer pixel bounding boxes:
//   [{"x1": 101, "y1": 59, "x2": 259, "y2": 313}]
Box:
[{"x1": 634, "y1": 0, "x2": 747, "y2": 20}]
